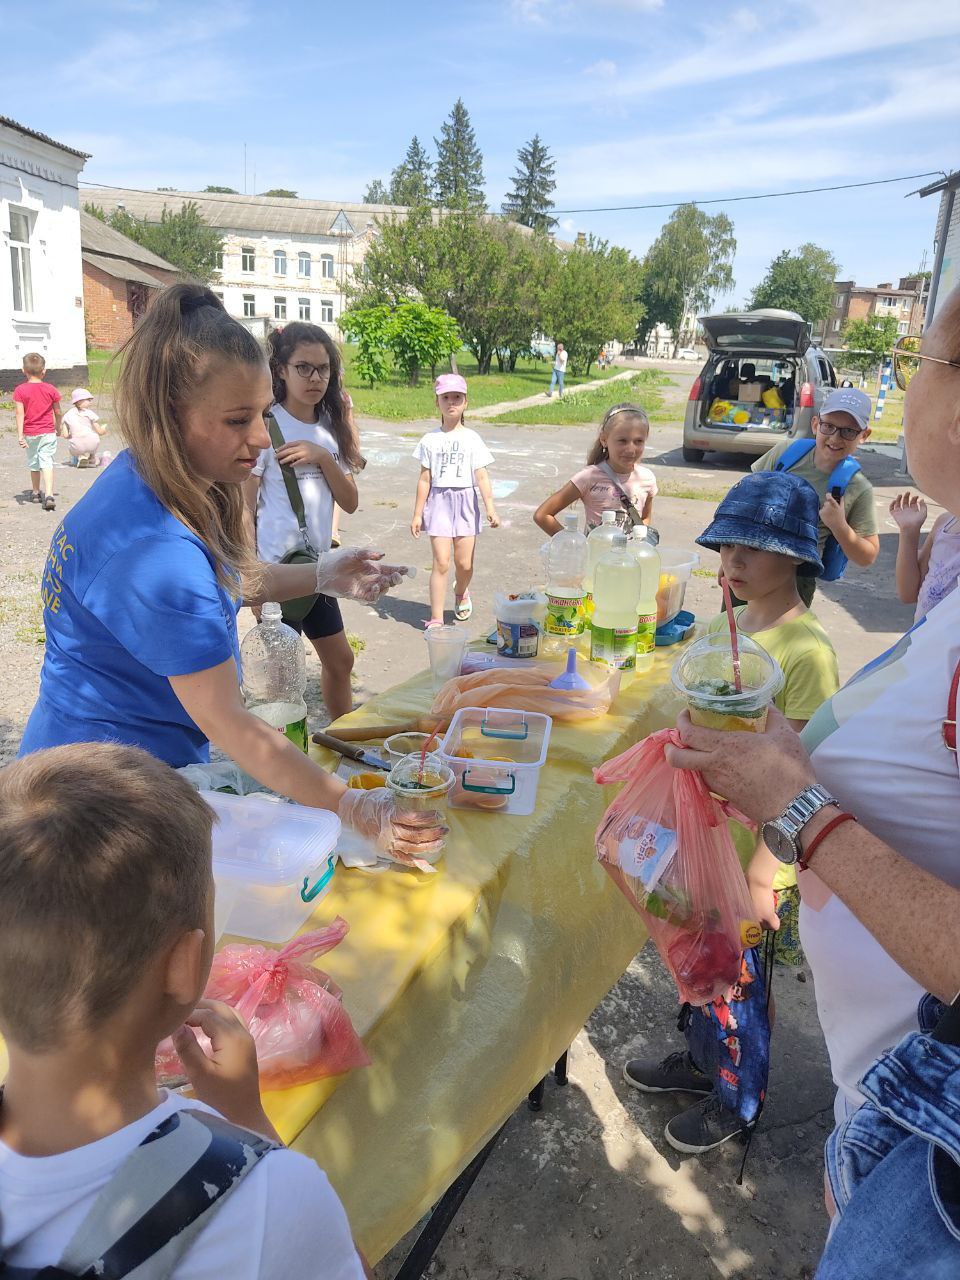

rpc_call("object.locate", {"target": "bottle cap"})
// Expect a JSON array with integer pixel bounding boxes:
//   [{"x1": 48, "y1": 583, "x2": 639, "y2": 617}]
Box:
[
  {"x1": 562, "y1": 512, "x2": 580, "y2": 530},
  {"x1": 601, "y1": 510, "x2": 618, "y2": 524},
  {"x1": 261, "y1": 601, "x2": 282, "y2": 624}
]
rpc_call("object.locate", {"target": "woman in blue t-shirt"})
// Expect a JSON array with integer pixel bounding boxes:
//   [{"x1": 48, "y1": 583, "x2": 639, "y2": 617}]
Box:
[{"x1": 20, "y1": 284, "x2": 440, "y2": 861}]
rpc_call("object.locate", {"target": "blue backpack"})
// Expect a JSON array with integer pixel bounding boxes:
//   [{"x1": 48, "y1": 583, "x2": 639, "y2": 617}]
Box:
[{"x1": 774, "y1": 439, "x2": 861, "y2": 581}]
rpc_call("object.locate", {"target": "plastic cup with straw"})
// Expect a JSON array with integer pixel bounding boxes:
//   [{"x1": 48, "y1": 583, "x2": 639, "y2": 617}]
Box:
[{"x1": 670, "y1": 577, "x2": 783, "y2": 732}]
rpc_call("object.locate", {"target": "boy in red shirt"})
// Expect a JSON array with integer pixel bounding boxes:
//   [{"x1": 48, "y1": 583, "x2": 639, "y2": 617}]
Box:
[{"x1": 14, "y1": 352, "x2": 63, "y2": 511}]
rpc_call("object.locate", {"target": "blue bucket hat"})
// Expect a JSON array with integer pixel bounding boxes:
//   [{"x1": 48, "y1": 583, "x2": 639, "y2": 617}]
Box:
[{"x1": 696, "y1": 471, "x2": 824, "y2": 577}]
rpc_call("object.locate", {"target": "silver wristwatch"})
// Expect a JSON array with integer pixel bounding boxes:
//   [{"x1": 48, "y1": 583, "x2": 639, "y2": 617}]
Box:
[{"x1": 761, "y1": 784, "x2": 838, "y2": 865}]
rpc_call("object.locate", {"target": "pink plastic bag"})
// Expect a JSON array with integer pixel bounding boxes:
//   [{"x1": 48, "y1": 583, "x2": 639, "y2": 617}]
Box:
[
  {"x1": 157, "y1": 918, "x2": 370, "y2": 1090},
  {"x1": 594, "y1": 729, "x2": 759, "y2": 1006}
]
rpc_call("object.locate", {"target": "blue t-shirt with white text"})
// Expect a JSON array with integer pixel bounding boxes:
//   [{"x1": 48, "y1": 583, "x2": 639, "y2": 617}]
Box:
[{"x1": 20, "y1": 450, "x2": 241, "y2": 766}]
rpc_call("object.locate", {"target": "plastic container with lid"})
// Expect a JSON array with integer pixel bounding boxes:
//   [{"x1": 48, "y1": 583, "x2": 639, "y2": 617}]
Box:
[
  {"x1": 205, "y1": 791, "x2": 341, "y2": 943},
  {"x1": 439, "y1": 707, "x2": 552, "y2": 816},
  {"x1": 655, "y1": 548, "x2": 701, "y2": 625}
]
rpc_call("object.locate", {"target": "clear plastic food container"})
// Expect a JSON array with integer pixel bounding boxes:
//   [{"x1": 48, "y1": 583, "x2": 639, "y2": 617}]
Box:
[
  {"x1": 656, "y1": 548, "x2": 701, "y2": 625},
  {"x1": 205, "y1": 792, "x2": 341, "y2": 943},
  {"x1": 439, "y1": 707, "x2": 552, "y2": 817}
]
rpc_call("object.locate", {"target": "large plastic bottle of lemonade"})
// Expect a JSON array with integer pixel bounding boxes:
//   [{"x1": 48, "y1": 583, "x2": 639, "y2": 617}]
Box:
[
  {"x1": 590, "y1": 533, "x2": 643, "y2": 670},
  {"x1": 630, "y1": 529, "x2": 662, "y2": 672},
  {"x1": 543, "y1": 511, "x2": 588, "y2": 655},
  {"x1": 584, "y1": 509, "x2": 620, "y2": 619},
  {"x1": 240, "y1": 602, "x2": 309, "y2": 752}
]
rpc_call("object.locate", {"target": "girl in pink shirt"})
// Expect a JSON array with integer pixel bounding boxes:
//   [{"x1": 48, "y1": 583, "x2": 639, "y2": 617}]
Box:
[{"x1": 534, "y1": 403, "x2": 658, "y2": 534}]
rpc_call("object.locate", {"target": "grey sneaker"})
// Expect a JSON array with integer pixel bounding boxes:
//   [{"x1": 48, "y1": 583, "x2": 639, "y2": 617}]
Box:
[
  {"x1": 622, "y1": 1050, "x2": 712, "y2": 1096},
  {"x1": 664, "y1": 1093, "x2": 751, "y2": 1154}
]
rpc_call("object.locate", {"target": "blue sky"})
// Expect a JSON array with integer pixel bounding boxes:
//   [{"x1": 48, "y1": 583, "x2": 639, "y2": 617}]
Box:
[{"x1": 6, "y1": 0, "x2": 958, "y2": 302}]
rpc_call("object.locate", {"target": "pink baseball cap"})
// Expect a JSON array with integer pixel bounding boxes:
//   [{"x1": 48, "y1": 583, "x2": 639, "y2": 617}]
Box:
[
  {"x1": 71, "y1": 387, "x2": 93, "y2": 404},
  {"x1": 435, "y1": 373, "x2": 467, "y2": 397}
]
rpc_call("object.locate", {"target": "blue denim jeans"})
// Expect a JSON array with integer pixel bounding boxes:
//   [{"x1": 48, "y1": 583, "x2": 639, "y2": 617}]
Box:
[
  {"x1": 549, "y1": 369, "x2": 565, "y2": 396},
  {"x1": 818, "y1": 1029, "x2": 960, "y2": 1278}
]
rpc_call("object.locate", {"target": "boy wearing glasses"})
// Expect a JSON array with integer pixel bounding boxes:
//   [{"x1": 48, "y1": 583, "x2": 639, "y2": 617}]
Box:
[{"x1": 752, "y1": 388, "x2": 879, "y2": 604}]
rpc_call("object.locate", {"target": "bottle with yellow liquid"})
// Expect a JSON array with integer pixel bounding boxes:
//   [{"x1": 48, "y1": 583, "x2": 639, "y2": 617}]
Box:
[
  {"x1": 584, "y1": 509, "x2": 620, "y2": 619},
  {"x1": 241, "y1": 602, "x2": 309, "y2": 752},
  {"x1": 590, "y1": 533, "x2": 642, "y2": 670},
  {"x1": 629, "y1": 529, "x2": 661, "y2": 673}
]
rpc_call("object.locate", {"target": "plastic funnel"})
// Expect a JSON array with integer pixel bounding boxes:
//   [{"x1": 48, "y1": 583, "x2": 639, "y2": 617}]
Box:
[{"x1": 549, "y1": 648, "x2": 591, "y2": 691}]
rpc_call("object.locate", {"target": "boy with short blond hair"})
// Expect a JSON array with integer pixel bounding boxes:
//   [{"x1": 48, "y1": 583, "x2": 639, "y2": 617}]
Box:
[
  {"x1": 0, "y1": 743, "x2": 367, "y2": 1278},
  {"x1": 13, "y1": 353, "x2": 63, "y2": 512}
]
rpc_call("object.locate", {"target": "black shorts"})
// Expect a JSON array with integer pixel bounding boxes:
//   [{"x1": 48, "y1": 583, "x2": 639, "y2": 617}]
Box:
[{"x1": 283, "y1": 593, "x2": 344, "y2": 641}]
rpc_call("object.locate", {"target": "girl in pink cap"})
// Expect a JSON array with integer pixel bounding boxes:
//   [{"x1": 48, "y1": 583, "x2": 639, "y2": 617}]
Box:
[{"x1": 411, "y1": 373, "x2": 500, "y2": 627}]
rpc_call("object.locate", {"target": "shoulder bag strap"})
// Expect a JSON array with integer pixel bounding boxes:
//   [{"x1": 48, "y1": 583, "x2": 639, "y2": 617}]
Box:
[
  {"x1": 943, "y1": 658, "x2": 960, "y2": 753},
  {"x1": 265, "y1": 413, "x2": 318, "y2": 557},
  {"x1": 598, "y1": 461, "x2": 645, "y2": 529}
]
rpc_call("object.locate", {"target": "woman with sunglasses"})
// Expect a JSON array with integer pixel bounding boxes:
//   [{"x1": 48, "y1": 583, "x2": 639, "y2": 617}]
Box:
[
  {"x1": 245, "y1": 323, "x2": 364, "y2": 721},
  {"x1": 665, "y1": 287, "x2": 960, "y2": 1277},
  {"x1": 751, "y1": 387, "x2": 880, "y2": 604}
]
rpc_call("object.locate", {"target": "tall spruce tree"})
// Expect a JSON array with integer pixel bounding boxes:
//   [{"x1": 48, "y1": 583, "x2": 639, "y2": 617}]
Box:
[
  {"x1": 363, "y1": 178, "x2": 391, "y2": 204},
  {"x1": 501, "y1": 134, "x2": 557, "y2": 231},
  {"x1": 389, "y1": 136, "x2": 434, "y2": 206},
  {"x1": 433, "y1": 99, "x2": 486, "y2": 208}
]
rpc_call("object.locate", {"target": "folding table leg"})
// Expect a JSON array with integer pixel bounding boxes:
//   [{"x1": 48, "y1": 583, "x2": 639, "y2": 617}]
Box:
[{"x1": 554, "y1": 1051, "x2": 568, "y2": 1086}]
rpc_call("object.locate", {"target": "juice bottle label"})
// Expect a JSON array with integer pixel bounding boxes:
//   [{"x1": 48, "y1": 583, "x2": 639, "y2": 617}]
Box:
[
  {"x1": 636, "y1": 610, "x2": 657, "y2": 656},
  {"x1": 544, "y1": 592, "x2": 585, "y2": 636},
  {"x1": 590, "y1": 623, "x2": 638, "y2": 669}
]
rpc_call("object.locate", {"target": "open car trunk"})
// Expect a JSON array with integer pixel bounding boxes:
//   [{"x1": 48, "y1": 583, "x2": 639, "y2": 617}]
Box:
[
  {"x1": 699, "y1": 309, "x2": 812, "y2": 356},
  {"x1": 698, "y1": 354, "x2": 799, "y2": 434}
]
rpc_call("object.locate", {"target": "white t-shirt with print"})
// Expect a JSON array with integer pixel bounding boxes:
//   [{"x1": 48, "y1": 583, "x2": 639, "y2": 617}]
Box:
[
  {"x1": 0, "y1": 1092, "x2": 365, "y2": 1279},
  {"x1": 413, "y1": 426, "x2": 494, "y2": 490},
  {"x1": 251, "y1": 404, "x2": 348, "y2": 562},
  {"x1": 799, "y1": 591, "x2": 960, "y2": 1122}
]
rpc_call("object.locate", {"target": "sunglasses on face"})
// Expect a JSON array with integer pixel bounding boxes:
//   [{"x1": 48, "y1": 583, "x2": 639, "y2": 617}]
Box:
[
  {"x1": 817, "y1": 420, "x2": 864, "y2": 442},
  {"x1": 290, "y1": 361, "x2": 331, "y2": 381},
  {"x1": 893, "y1": 335, "x2": 960, "y2": 391}
]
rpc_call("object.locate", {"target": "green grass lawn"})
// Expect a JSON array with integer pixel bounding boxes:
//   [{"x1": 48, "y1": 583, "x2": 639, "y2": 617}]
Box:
[
  {"x1": 83, "y1": 349, "x2": 123, "y2": 398},
  {"x1": 342, "y1": 347, "x2": 621, "y2": 421},
  {"x1": 485, "y1": 370, "x2": 669, "y2": 425}
]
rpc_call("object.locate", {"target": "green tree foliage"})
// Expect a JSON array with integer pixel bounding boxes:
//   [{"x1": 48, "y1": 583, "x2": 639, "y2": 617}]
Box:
[
  {"x1": 501, "y1": 134, "x2": 557, "y2": 231},
  {"x1": 433, "y1": 99, "x2": 486, "y2": 209},
  {"x1": 341, "y1": 302, "x2": 460, "y2": 386},
  {"x1": 839, "y1": 315, "x2": 900, "y2": 378},
  {"x1": 260, "y1": 188, "x2": 297, "y2": 198},
  {"x1": 363, "y1": 179, "x2": 391, "y2": 205},
  {"x1": 749, "y1": 243, "x2": 839, "y2": 324},
  {"x1": 83, "y1": 201, "x2": 223, "y2": 282},
  {"x1": 545, "y1": 235, "x2": 645, "y2": 375},
  {"x1": 354, "y1": 206, "x2": 552, "y2": 374},
  {"x1": 640, "y1": 204, "x2": 736, "y2": 356},
  {"x1": 203, "y1": 185, "x2": 239, "y2": 193},
  {"x1": 389, "y1": 136, "x2": 434, "y2": 207},
  {"x1": 83, "y1": 202, "x2": 106, "y2": 221}
]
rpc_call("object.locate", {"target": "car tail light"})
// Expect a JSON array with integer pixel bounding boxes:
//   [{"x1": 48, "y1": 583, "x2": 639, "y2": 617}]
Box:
[
  {"x1": 799, "y1": 382, "x2": 814, "y2": 408},
  {"x1": 689, "y1": 376, "x2": 702, "y2": 401}
]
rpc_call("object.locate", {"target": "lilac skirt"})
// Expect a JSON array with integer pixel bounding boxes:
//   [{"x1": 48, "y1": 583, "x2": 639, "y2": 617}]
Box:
[{"x1": 423, "y1": 486, "x2": 482, "y2": 537}]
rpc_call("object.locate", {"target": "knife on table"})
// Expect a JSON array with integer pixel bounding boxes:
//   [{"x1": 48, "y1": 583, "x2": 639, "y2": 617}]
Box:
[{"x1": 311, "y1": 730, "x2": 392, "y2": 772}]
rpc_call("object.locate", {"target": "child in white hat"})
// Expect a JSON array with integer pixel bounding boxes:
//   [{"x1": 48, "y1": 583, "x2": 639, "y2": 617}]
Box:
[{"x1": 63, "y1": 389, "x2": 108, "y2": 466}]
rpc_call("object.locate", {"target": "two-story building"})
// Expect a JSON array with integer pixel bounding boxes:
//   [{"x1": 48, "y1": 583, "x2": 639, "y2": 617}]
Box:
[
  {"x1": 817, "y1": 276, "x2": 927, "y2": 345},
  {"x1": 1, "y1": 116, "x2": 89, "y2": 389},
  {"x1": 80, "y1": 188, "x2": 406, "y2": 337}
]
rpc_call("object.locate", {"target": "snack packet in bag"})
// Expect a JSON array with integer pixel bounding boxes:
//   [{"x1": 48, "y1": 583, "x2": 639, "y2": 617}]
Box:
[
  {"x1": 157, "y1": 918, "x2": 370, "y2": 1090},
  {"x1": 594, "y1": 728, "x2": 759, "y2": 1006}
]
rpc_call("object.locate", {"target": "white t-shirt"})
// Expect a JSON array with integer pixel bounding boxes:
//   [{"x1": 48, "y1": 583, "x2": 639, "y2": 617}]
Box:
[
  {"x1": 251, "y1": 404, "x2": 348, "y2": 562},
  {"x1": 799, "y1": 591, "x2": 960, "y2": 1121},
  {"x1": 0, "y1": 1092, "x2": 365, "y2": 1279},
  {"x1": 413, "y1": 426, "x2": 494, "y2": 489},
  {"x1": 554, "y1": 350, "x2": 568, "y2": 373},
  {"x1": 63, "y1": 406, "x2": 101, "y2": 453}
]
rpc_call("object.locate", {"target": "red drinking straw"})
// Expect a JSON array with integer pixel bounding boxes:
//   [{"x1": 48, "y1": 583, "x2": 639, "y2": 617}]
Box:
[
  {"x1": 719, "y1": 576, "x2": 743, "y2": 694},
  {"x1": 418, "y1": 730, "x2": 439, "y2": 786}
]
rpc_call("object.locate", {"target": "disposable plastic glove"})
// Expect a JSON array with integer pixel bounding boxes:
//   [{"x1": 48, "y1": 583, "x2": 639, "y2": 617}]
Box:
[
  {"x1": 338, "y1": 786, "x2": 448, "y2": 863},
  {"x1": 315, "y1": 547, "x2": 408, "y2": 604}
]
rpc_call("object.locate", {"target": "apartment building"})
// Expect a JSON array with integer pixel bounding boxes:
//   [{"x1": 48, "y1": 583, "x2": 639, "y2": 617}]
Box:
[{"x1": 818, "y1": 275, "x2": 927, "y2": 344}]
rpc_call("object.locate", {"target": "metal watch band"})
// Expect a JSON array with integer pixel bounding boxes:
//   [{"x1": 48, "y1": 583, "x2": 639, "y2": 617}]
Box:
[{"x1": 777, "y1": 783, "x2": 836, "y2": 840}]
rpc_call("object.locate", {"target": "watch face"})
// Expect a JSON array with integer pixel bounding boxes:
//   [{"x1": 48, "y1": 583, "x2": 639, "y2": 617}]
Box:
[{"x1": 762, "y1": 820, "x2": 797, "y2": 864}]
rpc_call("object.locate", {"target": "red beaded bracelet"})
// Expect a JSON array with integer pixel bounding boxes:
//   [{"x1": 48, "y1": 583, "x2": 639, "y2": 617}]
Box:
[{"x1": 798, "y1": 811, "x2": 858, "y2": 871}]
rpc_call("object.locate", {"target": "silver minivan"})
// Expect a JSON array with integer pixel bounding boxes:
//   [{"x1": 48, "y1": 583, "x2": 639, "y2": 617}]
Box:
[{"x1": 681, "y1": 309, "x2": 837, "y2": 463}]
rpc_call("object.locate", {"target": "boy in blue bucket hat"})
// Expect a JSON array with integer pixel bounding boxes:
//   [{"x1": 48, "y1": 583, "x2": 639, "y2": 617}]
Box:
[{"x1": 622, "y1": 471, "x2": 840, "y2": 1155}]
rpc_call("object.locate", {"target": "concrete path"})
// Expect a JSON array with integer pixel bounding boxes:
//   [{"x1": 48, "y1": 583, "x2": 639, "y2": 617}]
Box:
[{"x1": 468, "y1": 368, "x2": 638, "y2": 420}]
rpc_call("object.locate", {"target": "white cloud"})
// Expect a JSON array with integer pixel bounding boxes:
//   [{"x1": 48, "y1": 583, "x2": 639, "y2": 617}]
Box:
[
  {"x1": 730, "y1": 6, "x2": 761, "y2": 32},
  {"x1": 584, "y1": 59, "x2": 618, "y2": 79},
  {"x1": 509, "y1": 0, "x2": 549, "y2": 22}
]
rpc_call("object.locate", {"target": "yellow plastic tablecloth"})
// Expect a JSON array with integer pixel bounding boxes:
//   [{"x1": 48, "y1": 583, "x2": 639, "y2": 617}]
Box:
[{"x1": 261, "y1": 646, "x2": 687, "y2": 1263}]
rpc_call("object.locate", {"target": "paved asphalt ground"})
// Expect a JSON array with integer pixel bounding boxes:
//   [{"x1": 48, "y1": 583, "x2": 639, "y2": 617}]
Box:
[{"x1": 0, "y1": 371, "x2": 922, "y2": 1278}]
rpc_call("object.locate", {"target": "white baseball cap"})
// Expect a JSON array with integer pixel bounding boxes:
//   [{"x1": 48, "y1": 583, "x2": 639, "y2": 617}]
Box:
[
  {"x1": 820, "y1": 387, "x2": 871, "y2": 432},
  {"x1": 71, "y1": 387, "x2": 93, "y2": 404}
]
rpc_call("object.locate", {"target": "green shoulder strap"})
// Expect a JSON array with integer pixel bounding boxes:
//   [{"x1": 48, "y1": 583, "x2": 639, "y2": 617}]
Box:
[{"x1": 265, "y1": 412, "x2": 318, "y2": 556}]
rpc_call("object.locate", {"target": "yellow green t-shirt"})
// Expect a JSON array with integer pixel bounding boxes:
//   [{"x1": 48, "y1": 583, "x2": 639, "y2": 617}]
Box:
[
  {"x1": 708, "y1": 607, "x2": 840, "y2": 890},
  {"x1": 751, "y1": 440, "x2": 878, "y2": 554}
]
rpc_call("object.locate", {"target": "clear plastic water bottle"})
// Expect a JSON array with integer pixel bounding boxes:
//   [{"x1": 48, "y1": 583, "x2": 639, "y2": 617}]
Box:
[
  {"x1": 584, "y1": 509, "x2": 620, "y2": 619},
  {"x1": 590, "y1": 533, "x2": 642, "y2": 670},
  {"x1": 240, "y1": 602, "x2": 309, "y2": 752},
  {"x1": 542, "y1": 511, "x2": 588, "y2": 655},
  {"x1": 629, "y1": 529, "x2": 662, "y2": 672}
]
